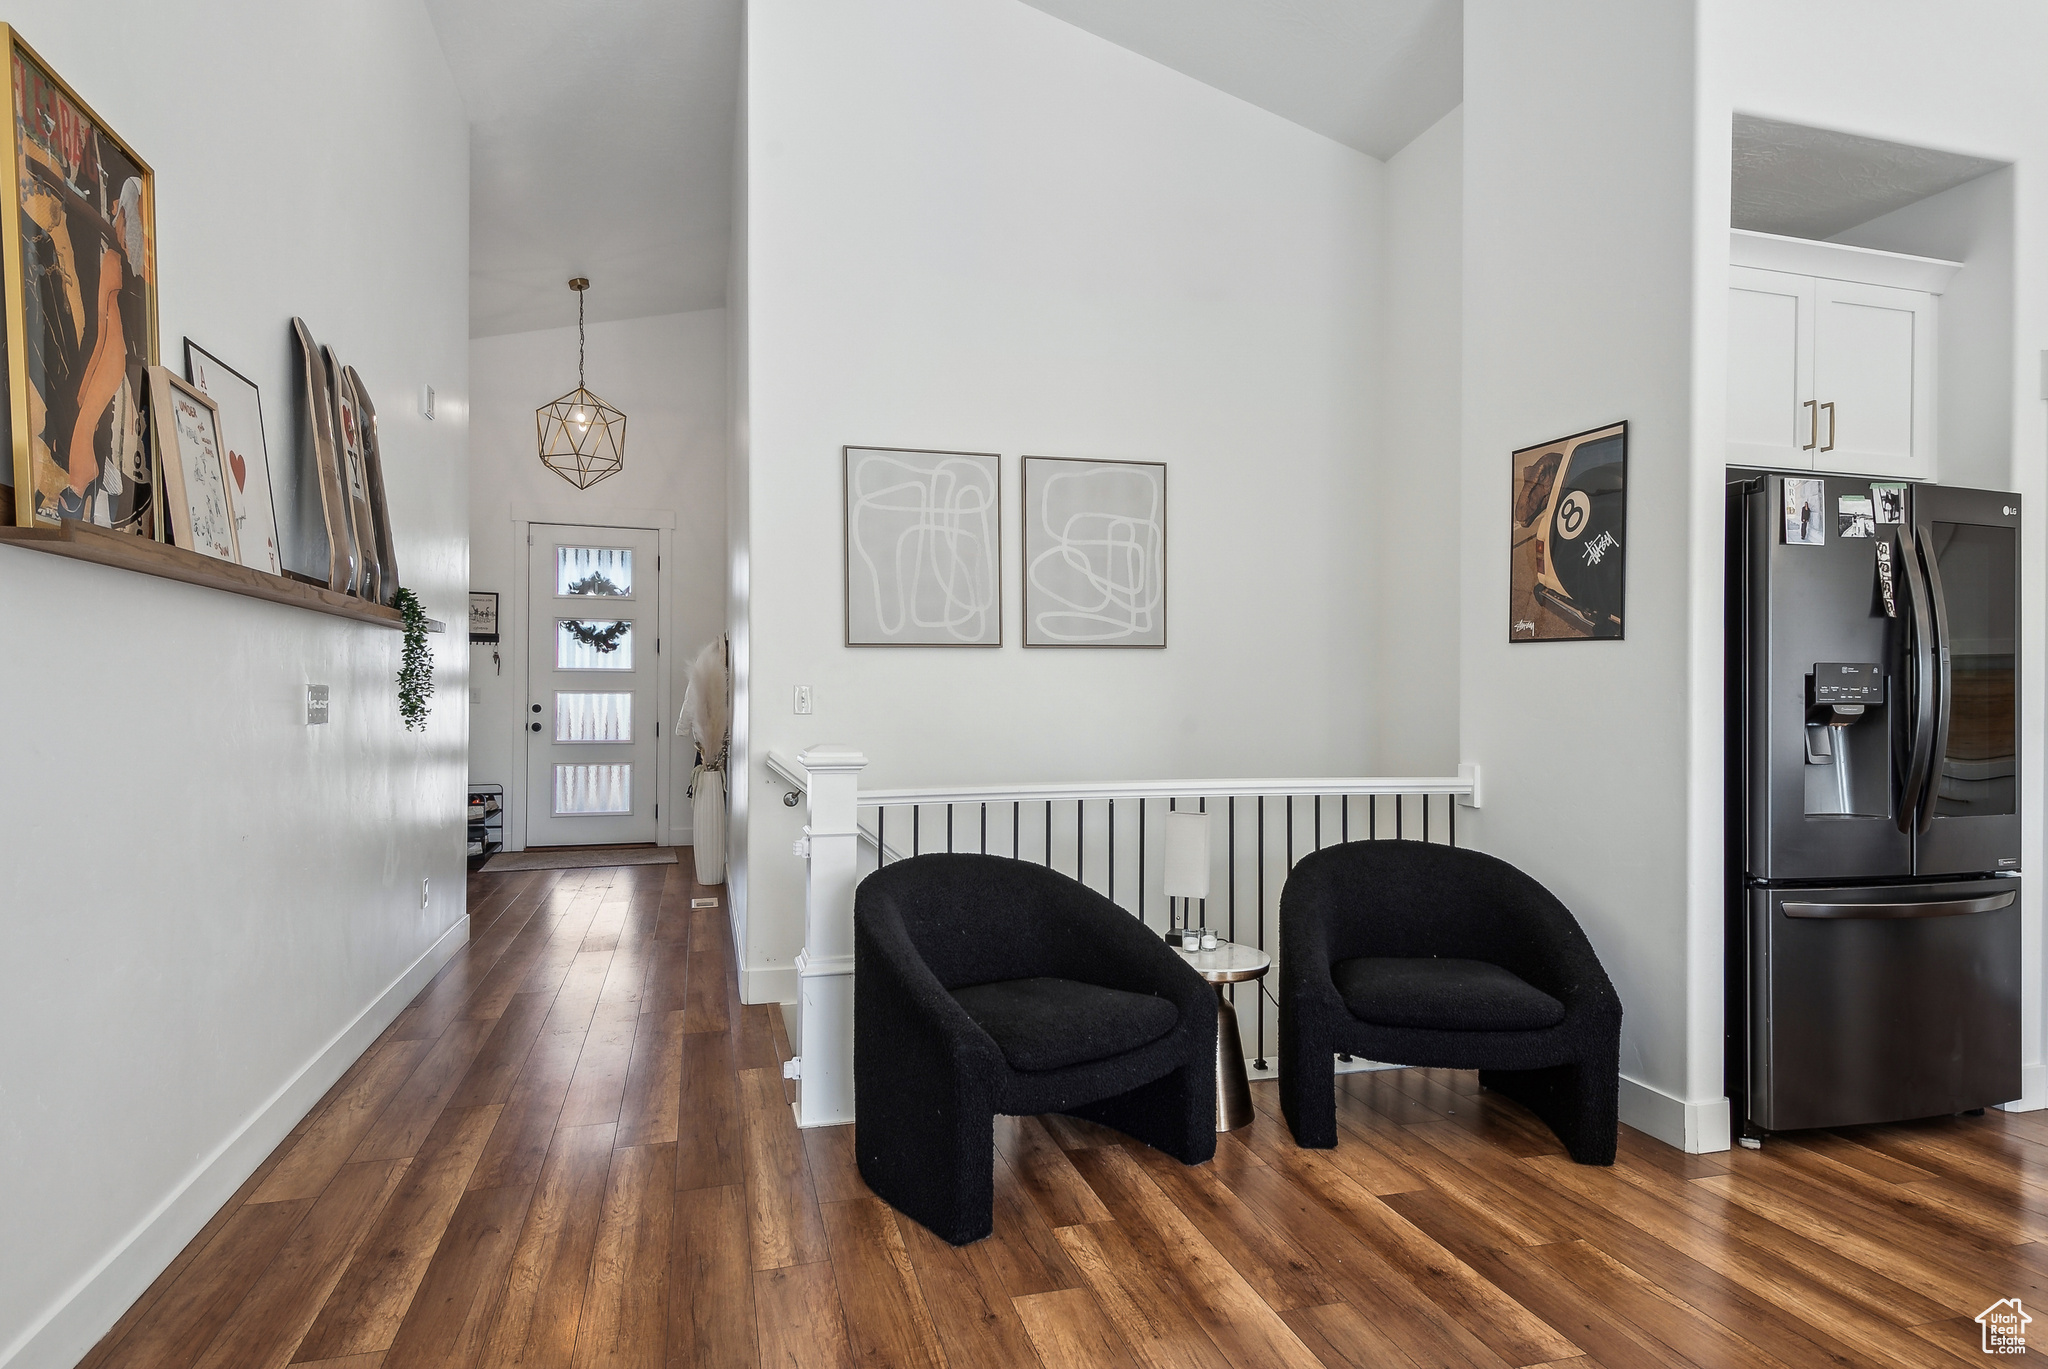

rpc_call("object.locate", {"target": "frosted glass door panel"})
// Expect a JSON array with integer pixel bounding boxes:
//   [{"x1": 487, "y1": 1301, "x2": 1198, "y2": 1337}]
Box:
[
  {"x1": 557, "y1": 620, "x2": 634, "y2": 670},
  {"x1": 557, "y1": 546, "x2": 634, "y2": 599},
  {"x1": 1727, "y1": 267, "x2": 1814, "y2": 469},
  {"x1": 554, "y1": 764, "x2": 632, "y2": 815},
  {"x1": 556, "y1": 692, "x2": 633, "y2": 742}
]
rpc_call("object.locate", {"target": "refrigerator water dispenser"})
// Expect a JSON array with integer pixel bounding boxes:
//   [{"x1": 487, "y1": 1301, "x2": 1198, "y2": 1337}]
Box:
[{"x1": 1802, "y1": 663, "x2": 1888, "y2": 817}]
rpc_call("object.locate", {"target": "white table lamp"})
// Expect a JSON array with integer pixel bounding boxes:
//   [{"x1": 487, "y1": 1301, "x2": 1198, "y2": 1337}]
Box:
[{"x1": 1162, "y1": 809, "x2": 1211, "y2": 944}]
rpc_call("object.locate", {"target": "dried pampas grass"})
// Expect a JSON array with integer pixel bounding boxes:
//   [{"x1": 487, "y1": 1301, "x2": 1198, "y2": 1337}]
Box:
[{"x1": 681, "y1": 639, "x2": 729, "y2": 770}]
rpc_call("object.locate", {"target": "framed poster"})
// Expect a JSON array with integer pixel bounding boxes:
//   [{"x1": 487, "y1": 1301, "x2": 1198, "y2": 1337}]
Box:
[
  {"x1": 185, "y1": 341, "x2": 282, "y2": 575},
  {"x1": 469, "y1": 592, "x2": 499, "y2": 643},
  {"x1": 147, "y1": 366, "x2": 238, "y2": 564},
  {"x1": 290, "y1": 318, "x2": 357, "y2": 593},
  {"x1": 844, "y1": 446, "x2": 1001, "y2": 645},
  {"x1": 346, "y1": 364, "x2": 400, "y2": 604},
  {"x1": 1, "y1": 27, "x2": 160, "y2": 532},
  {"x1": 1022, "y1": 455, "x2": 1167, "y2": 647},
  {"x1": 1508, "y1": 421, "x2": 1626, "y2": 641}
]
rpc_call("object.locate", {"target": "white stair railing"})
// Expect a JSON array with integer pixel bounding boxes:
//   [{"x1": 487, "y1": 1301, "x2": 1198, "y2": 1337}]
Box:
[{"x1": 772, "y1": 746, "x2": 1478, "y2": 1128}]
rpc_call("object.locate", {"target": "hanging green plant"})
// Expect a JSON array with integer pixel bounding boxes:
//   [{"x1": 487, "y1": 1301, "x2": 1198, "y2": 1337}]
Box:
[
  {"x1": 562, "y1": 619, "x2": 630, "y2": 653},
  {"x1": 393, "y1": 587, "x2": 434, "y2": 731}
]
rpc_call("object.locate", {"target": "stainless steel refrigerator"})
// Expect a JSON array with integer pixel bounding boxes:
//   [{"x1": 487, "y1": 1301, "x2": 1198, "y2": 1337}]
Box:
[{"x1": 1726, "y1": 470, "x2": 2021, "y2": 1139}]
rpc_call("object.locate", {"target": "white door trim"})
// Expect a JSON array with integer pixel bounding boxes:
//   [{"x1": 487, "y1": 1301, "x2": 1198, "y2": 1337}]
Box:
[{"x1": 509, "y1": 508, "x2": 679, "y2": 851}]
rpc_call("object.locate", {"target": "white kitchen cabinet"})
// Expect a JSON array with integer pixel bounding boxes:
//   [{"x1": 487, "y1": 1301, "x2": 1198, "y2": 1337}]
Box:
[{"x1": 1726, "y1": 230, "x2": 1956, "y2": 481}]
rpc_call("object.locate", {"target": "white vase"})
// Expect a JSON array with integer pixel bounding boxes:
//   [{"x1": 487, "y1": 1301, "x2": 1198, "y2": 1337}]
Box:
[{"x1": 692, "y1": 765, "x2": 727, "y2": 885}]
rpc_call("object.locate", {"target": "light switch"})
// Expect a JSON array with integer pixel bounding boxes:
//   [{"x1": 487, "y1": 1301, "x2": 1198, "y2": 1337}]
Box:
[
  {"x1": 307, "y1": 684, "x2": 331, "y2": 725},
  {"x1": 793, "y1": 685, "x2": 814, "y2": 715},
  {"x1": 421, "y1": 384, "x2": 437, "y2": 419}
]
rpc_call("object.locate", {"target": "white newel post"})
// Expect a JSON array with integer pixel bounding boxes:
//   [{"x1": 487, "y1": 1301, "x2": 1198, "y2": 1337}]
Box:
[{"x1": 790, "y1": 744, "x2": 868, "y2": 1127}]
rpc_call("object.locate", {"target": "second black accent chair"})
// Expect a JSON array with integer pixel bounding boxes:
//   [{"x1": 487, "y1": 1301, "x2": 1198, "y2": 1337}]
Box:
[
  {"x1": 855, "y1": 854, "x2": 1217, "y2": 1245},
  {"x1": 1278, "y1": 840, "x2": 1623, "y2": 1164}
]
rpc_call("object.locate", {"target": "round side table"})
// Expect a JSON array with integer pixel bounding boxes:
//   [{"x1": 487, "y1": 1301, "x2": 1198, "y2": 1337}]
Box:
[{"x1": 1173, "y1": 940, "x2": 1271, "y2": 1131}]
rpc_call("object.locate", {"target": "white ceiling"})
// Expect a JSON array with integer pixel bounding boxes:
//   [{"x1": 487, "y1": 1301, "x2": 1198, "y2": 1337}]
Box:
[
  {"x1": 1732, "y1": 115, "x2": 2003, "y2": 240},
  {"x1": 1017, "y1": 0, "x2": 1462, "y2": 160},
  {"x1": 427, "y1": 0, "x2": 1458, "y2": 339},
  {"x1": 425, "y1": 0, "x2": 740, "y2": 338}
]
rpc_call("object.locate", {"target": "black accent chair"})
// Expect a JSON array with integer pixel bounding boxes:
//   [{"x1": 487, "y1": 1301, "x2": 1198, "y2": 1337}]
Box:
[
  {"x1": 1278, "y1": 840, "x2": 1622, "y2": 1164},
  {"x1": 855, "y1": 853, "x2": 1217, "y2": 1245}
]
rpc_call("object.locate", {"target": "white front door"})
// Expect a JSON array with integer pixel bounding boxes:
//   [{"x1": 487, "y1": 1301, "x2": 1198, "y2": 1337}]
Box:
[{"x1": 526, "y1": 523, "x2": 662, "y2": 846}]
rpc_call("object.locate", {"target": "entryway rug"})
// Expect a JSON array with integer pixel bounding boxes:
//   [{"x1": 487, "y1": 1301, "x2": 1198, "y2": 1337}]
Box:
[{"x1": 481, "y1": 845, "x2": 681, "y2": 872}]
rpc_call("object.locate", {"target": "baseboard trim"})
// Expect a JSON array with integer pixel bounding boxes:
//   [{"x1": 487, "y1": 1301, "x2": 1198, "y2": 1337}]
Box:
[
  {"x1": 1999, "y1": 1063, "x2": 2048, "y2": 1113},
  {"x1": 742, "y1": 962, "x2": 797, "y2": 1006},
  {"x1": 1619, "y1": 1075, "x2": 1732, "y2": 1154},
  {"x1": 1, "y1": 915, "x2": 471, "y2": 1369}
]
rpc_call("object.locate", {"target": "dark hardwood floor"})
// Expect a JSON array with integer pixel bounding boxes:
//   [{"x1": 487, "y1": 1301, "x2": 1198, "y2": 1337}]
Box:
[{"x1": 77, "y1": 858, "x2": 2042, "y2": 1368}]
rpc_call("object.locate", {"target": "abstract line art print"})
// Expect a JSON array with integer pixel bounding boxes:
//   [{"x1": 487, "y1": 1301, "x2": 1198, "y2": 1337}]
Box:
[
  {"x1": 844, "y1": 446, "x2": 1001, "y2": 646},
  {"x1": 1023, "y1": 455, "x2": 1167, "y2": 648}
]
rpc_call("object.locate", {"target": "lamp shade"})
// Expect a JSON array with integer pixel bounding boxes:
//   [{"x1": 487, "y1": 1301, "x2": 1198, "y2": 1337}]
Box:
[{"x1": 1161, "y1": 810, "x2": 1211, "y2": 899}]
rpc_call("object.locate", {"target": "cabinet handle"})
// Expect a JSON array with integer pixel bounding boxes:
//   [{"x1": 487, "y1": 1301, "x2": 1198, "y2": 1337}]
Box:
[
  {"x1": 1803, "y1": 400, "x2": 1818, "y2": 451},
  {"x1": 1820, "y1": 401, "x2": 1836, "y2": 453}
]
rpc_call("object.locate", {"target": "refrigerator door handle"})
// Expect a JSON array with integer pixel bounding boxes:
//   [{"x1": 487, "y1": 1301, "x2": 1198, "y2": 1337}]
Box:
[
  {"x1": 1782, "y1": 891, "x2": 2016, "y2": 919},
  {"x1": 1916, "y1": 517, "x2": 1955, "y2": 836},
  {"x1": 1894, "y1": 523, "x2": 1936, "y2": 835}
]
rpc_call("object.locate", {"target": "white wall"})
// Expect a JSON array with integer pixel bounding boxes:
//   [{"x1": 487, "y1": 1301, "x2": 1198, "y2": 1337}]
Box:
[
  {"x1": 1699, "y1": 0, "x2": 2048, "y2": 1115},
  {"x1": 468, "y1": 309, "x2": 729, "y2": 847},
  {"x1": 0, "y1": 4, "x2": 469, "y2": 1366},
  {"x1": 1461, "y1": 2, "x2": 1722, "y2": 1148},
  {"x1": 1375, "y1": 105, "x2": 1463, "y2": 774},
  {"x1": 734, "y1": 0, "x2": 1386, "y2": 999},
  {"x1": 1830, "y1": 168, "x2": 2016, "y2": 494}
]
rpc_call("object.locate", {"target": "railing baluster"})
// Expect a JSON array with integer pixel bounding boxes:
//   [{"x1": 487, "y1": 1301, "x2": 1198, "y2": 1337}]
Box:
[
  {"x1": 1108, "y1": 799, "x2": 1115, "y2": 905},
  {"x1": 913, "y1": 804, "x2": 920, "y2": 855},
  {"x1": 1138, "y1": 798, "x2": 1147, "y2": 925},
  {"x1": 1423, "y1": 794, "x2": 1429, "y2": 845},
  {"x1": 1255, "y1": 795, "x2": 1266, "y2": 1070},
  {"x1": 1013, "y1": 802, "x2": 1020, "y2": 859},
  {"x1": 1449, "y1": 793, "x2": 1457, "y2": 847},
  {"x1": 1045, "y1": 801, "x2": 1053, "y2": 870},
  {"x1": 1314, "y1": 794, "x2": 1322, "y2": 850},
  {"x1": 1369, "y1": 794, "x2": 1377, "y2": 840},
  {"x1": 947, "y1": 803, "x2": 954, "y2": 853},
  {"x1": 1077, "y1": 799, "x2": 1084, "y2": 886},
  {"x1": 981, "y1": 802, "x2": 987, "y2": 854},
  {"x1": 877, "y1": 805, "x2": 885, "y2": 869},
  {"x1": 1227, "y1": 797, "x2": 1236, "y2": 947},
  {"x1": 1342, "y1": 794, "x2": 1348, "y2": 843},
  {"x1": 1395, "y1": 795, "x2": 1403, "y2": 840},
  {"x1": 1286, "y1": 794, "x2": 1295, "y2": 869}
]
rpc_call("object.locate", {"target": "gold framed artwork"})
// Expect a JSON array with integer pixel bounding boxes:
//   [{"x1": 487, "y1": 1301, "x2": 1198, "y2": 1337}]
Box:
[
  {"x1": 1508, "y1": 421, "x2": 1627, "y2": 642},
  {"x1": 0, "y1": 27, "x2": 160, "y2": 533},
  {"x1": 147, "y1": 365, "x2": 238, "y2": 564}
]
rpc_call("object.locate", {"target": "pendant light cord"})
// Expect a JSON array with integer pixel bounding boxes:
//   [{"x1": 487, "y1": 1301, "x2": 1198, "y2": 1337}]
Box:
[{"x1": 578, "y1": 287, "x2": 586, "y2": 390}]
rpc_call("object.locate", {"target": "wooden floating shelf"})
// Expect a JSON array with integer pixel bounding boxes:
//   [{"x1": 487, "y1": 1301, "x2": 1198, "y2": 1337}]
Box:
[{"x1": 0, "y1": 519, "x2": 445, "y2": 632}]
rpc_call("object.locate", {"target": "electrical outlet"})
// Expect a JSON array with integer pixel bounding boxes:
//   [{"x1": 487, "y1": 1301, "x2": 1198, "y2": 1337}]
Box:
[
  {"x1": 793, "y1": 684, "x2": 813, "y2": 715},
  {"x1": 471, "y1": 687, "x2": 481, "y2": 706},
  {"x1": 306, "y1": 684, "x2": 330, "y2": 725},
  {"x1": 421, "y1": 877, "x2": 431, "y2": 909}
]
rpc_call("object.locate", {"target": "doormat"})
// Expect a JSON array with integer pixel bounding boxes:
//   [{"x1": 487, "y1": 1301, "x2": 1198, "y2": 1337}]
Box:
[{"x1": 481, "y1": 846, "x2": 680, "y2": 873}]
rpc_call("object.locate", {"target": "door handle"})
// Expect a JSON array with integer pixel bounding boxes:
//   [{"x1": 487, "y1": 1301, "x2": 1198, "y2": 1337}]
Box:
[
  {"x1": 1893, "y1": 523, "x2": 1936, "y2": 835},
  {"x1": 1917, "y1": 517, "x2": 1954, "y2": 836},
  {"x1": 1783, "y1": 891, "x2": 2015, "y2": 919},
  {"x1": 531, "y1": 703, "x2": 543, "y2": 713},
  {"x1": 1820, "y1": 401, "x2": 1836, "y2": 453},
  {"x1": 1803, "y1": 400, "x2": 1818, "y2": 451},
  {"x1": 530, "y1": 722, "x2": 542, "y2": 733}
]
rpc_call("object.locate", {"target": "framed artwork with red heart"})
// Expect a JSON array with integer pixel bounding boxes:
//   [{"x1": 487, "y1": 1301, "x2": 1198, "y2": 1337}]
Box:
[{"x1": 185, "y1": 339, "x2": 283, "y2": 576}]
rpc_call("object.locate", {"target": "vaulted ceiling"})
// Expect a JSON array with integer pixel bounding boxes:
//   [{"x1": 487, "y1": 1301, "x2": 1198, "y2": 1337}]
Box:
[{"x1": 426, "y1": 0, "x2": 1461, "y2": 339}]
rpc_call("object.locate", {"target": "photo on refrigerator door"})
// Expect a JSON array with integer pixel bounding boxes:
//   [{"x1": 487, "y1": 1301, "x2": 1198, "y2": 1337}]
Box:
[
  {"x1": 1508, "y1": 421, "x2": 1626, "y2": 641},
  {"x1": 1783, "y1": 477, "x2": 1825, "y2": 545}
]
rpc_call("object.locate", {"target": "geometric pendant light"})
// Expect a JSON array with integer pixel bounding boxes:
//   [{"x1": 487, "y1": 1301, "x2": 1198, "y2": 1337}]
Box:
[{"x1": 536, "y1": 277, "x2": 626, "y2": 488}]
